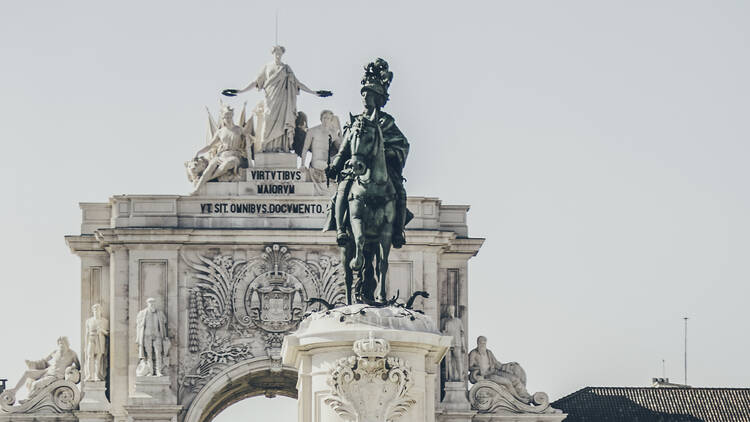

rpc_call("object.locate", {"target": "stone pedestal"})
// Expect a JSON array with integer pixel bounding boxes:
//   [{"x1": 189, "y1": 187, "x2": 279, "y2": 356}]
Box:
[
  {"x1": 79, "y1": 381, "x2": 110, "y2": 412},
  {"x1": 129, "y1": 377, "x2": 175, "y2": 406},
  {"x1": 442, "y1": 381, "x2": 471, "y2": 411},
  {"x1": 123, "y1": 405, "x2": 181, "y2": 422},
  {"x1": 282, "y1": 305, "x2": 452, "y2": 422},
  {"x1": 75, "y1": 411, "x2": 113, "y2": 422},
  {"x1": 254, "y1": 152, "x2": 298, "y2": 168}
]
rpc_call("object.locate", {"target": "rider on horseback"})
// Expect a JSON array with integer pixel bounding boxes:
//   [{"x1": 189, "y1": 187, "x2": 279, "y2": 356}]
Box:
[{"x1": 324, "y1": 59, "x2": 411, "y2": 248}]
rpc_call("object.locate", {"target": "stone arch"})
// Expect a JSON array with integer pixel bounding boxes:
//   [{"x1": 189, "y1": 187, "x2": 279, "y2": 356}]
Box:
[{"x1": 183, "y1": 358, "x2": 298, "y2": 422}]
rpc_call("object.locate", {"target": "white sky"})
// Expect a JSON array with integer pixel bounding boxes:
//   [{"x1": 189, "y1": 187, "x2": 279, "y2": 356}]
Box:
[{"x1": 1, "y1": 0, "x2": 749, "y2": 420}]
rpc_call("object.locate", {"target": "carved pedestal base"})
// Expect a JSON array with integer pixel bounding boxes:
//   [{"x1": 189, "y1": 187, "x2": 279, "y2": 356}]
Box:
[
  {"x1": 129, "y1": 377, "x2": 175, "y2": 406},
  {"x1": 442, "y1": 381, "x2": 471, "y2": 411},
  {"x1": 123, "y1": 405, "x2": 181, "y2": 422},
  {"x1": 75, "y1": 410, "x2": 113, "y2": 422},
  {"x1": 0, "y1": 380, "x2": 81, "y2": 415},
  {"x1": 282, "y1": 304, "x2": 452, "y2": 422},
  {"x1": 79, "y1": 382, "x2": 110, "y2": 412},
  {"x1": 468, "y1": 381, "x2": 565, "y2": 422}
]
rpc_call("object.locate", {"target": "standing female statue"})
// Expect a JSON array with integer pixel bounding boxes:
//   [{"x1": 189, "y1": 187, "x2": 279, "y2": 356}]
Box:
[{"x1": 222, "y1": 46, "x2": 332, "y2": 153}]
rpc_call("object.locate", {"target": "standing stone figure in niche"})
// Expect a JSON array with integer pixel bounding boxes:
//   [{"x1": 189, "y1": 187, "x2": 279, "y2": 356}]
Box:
[
  {"x1": 84, "y1": 304, "x2": 109, "y2": 382},
  {"x1": 442, "y1": 305, "x2": 466, "y2": 382},
  {"x1": 7, "y1": 337, "x2": 80, "y2": 401},
  {"x1": 189, "y1": 104, "x2": 250, "y2": 195},
  {"x1": 222, "y1": 45, "x2": 332, "y2": 153},
  {"x1": 468, "y1": 336, "x2": 533, "y2": 404},
  {"x1": 136, "y1": 298, "x2": 169, "y2": 377}
]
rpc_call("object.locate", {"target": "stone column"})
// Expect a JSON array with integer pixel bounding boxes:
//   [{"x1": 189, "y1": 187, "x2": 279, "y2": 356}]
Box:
[
  {"x1": 108, "y1": 245, "x2": 130, "y2": 422},
  {"x1": 282, "y1": 305, "x2": 451, "y2": 422}
]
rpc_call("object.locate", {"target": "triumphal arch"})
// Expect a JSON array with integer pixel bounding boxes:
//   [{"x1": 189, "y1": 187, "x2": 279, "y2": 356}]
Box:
[{"x1": 0, "y1": 51, "x2": 564, "y2": 422}]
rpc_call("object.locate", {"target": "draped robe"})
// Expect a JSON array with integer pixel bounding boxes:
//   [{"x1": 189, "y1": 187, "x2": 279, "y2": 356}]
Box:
[{"x1": 255, "y1": 62, "x2": 301, "y2": 152}]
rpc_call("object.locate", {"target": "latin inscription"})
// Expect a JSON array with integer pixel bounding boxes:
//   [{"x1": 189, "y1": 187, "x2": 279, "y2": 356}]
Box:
[
  {"x1": 257, "y1": 184, "x2": 295, "y2": 194},
  {"x1": 199, "y1": 202, "x2": 324, "y2": 215},
  {"x1": 249, "y1": 170, "x2": 302, "y2": 181}
]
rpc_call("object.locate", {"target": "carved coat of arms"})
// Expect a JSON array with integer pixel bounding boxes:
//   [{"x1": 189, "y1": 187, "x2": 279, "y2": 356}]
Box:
[{"x1": 181, "y1": 244, "x2": 345, "y2": 393}]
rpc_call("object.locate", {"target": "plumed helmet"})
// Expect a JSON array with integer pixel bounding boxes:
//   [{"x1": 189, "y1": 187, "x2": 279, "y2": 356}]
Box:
[{"x1": 360, "y1": 58, "x2": 393, "y2": 104}]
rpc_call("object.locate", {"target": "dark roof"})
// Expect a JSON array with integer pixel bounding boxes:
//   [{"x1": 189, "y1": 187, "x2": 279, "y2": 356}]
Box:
[{"x1": 552, "y1": 387, "x2": 750, "y2": 422}]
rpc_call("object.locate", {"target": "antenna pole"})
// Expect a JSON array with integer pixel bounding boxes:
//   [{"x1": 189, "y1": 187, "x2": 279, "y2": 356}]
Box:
[
  {"x1": 662, "y1": 359, "x2": 666, "y2": 378},
  {"x1": 683, "y1": 317, "x2": 688, "y2": 385}
]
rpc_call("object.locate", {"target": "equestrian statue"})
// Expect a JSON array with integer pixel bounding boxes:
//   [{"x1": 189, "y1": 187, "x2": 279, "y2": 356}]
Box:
[{"x1": 324, "y1": 58, "x2": 415, "y2": 306}]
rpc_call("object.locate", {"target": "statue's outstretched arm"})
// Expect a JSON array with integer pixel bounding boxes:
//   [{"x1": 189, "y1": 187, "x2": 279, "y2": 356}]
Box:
[
  {"x1": 237, "y1": 80, "x2": 258, "y2": 94},
  {"x1": 297, "y1": 79, "x2": 315, "y2": 95},
  {"x1": 297, "y1": 79, "x2": 332, "y2": 97}
]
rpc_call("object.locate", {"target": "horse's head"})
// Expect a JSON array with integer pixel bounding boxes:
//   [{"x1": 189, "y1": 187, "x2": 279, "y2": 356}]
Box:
[{"x1": 348, "y1": 114, "x2": 381, "y2": 177}]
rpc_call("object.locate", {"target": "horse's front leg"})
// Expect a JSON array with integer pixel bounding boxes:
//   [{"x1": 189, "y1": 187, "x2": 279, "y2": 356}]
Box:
[
  {"x1": 348, "y1": 199, "x2": 365, "y2": 272},
  {"x1": 340, "y1": 243, "x2": 354, "y2": 305},
  {"x1": 378, "y1": 230, "x2": 392, "y2": 302}
]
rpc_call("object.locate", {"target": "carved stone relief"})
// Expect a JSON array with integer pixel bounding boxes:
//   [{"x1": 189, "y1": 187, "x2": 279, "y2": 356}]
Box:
[
  {"x1": 0, "y1": 337, "x2": 81, "y2": 414},
  {"x1": 325, "y1": 333, "x2": 415, "y2": 422},
  {"x1": 180, "y1": 244, "x2": 345, "y2": 393}
]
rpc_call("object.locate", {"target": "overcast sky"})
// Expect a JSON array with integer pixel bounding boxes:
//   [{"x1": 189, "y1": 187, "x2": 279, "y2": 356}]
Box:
[{"x1": 1, "y1": 0, "x2": 749, "y2": 420}]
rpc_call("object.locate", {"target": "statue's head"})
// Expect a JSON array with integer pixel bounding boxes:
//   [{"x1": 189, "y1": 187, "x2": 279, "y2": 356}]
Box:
[
  {"x1": 220, "y1": 104, "x2": 234, "y2": 125},
  {"x1": 185, "y1": 156, "x2": 208, "y2": 183},
  {"x1": 146, "y1": 297, "x2": 157, "y2": 311},
  {"x1": 92, "y1": 303, "x2": 101, "y2": 318},
  {"x1": 360, "y1": 58, "x2": 392, "y2": 108},
  {"x1": 271, "y1": 45, "x2": 286, "y2": 62},
  {"x1": 447, "y1": 305, "x2": 456, "y2": 318},
  {"x1": 320, "y1": 110, "x2": 334, "y2": 128},
  {"x1": 476, "y1": 335, "x2": 487, "y2": 349},
  {"x1": 57, "y1": 336, "x2": 70, "y2": 351}
]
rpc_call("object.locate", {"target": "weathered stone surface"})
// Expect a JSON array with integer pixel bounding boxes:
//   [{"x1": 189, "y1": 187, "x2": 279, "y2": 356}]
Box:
[
  {"x1": 79, "y1": 382, "x2": 109, "y2": 412},
  {"x1": 282, "y1": 306, "x2": 452, "y2": 422}
]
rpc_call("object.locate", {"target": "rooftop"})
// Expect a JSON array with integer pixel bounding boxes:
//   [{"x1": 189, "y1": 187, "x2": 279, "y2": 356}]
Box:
[{"x1": 552, "y1": 386, "x2": 750, "y2": 422}]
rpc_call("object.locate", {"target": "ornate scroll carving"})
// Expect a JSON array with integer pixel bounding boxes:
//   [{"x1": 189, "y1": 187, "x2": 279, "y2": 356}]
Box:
[
  {"x1": 467, "y1": 336, "x2": 562, "y2": 415},
  {"x1": 0, "y1": 377, "x2": 81, "y2": 414},
  {"x1": 469, "y1": 381, "x2": 559, "y2": 415},
  {"x1": 325, "y1": 333, "x2": 415, "y2": 422},
  {"x1": 0, "y1": 337, "x2": 81, "y2": 414},
  {"x1": 180, "y1": 245, "x2": 345, "y2": 392}
]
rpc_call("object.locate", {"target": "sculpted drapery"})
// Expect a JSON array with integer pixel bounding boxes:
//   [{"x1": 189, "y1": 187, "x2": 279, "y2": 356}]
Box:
[{"x1": 254, "y1": 62, "x2": 301, "y2": 152}]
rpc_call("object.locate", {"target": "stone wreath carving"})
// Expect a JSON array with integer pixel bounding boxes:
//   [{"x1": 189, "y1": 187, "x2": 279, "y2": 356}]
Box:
[
  {"x1": 0, "y1": 376, "x2": 81, "y2": 414},
  {"x1": 181, "y1": 245, "x2": 345, "y2": 392},
  {"x1": 325, "y1": 333, "x2": 415, "y2": 422}
]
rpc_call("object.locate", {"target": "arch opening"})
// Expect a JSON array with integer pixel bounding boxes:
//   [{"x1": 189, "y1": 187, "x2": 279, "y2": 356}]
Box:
[
  {"x1": 184, "y1": 360, "x2": 298, "y2": 422},
  {"x1": 213, "y1": 395, "x2": 297, "y2": 422}
]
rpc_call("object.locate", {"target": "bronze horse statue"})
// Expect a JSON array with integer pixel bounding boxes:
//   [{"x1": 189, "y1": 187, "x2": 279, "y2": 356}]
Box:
[{"x1": 334, "y1": 112, "x2": 397, "y2": 305}]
